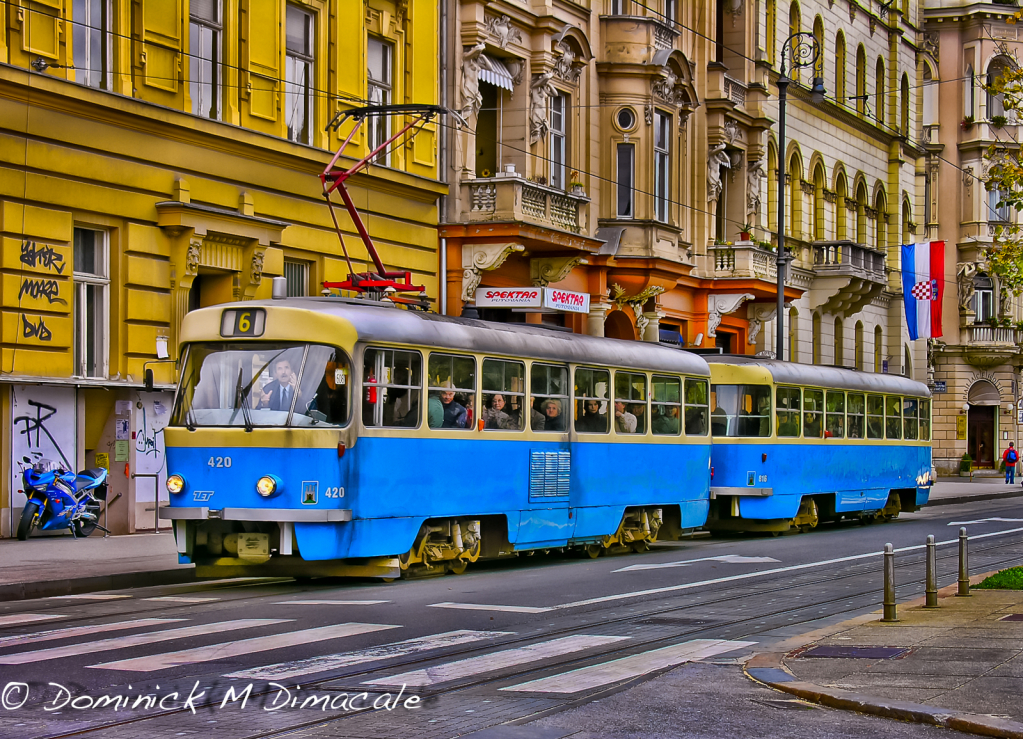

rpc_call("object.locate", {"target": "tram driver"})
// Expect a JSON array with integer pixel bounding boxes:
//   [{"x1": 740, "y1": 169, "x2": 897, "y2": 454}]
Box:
[{"x1": 258, "y1": 356, "x2": 300, "y2": 411}]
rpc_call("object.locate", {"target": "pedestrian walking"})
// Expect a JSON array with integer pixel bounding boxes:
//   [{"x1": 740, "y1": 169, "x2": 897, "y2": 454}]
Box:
[{"x1": 1003, "y1": 442, "x2": 1018, "y2": 484}]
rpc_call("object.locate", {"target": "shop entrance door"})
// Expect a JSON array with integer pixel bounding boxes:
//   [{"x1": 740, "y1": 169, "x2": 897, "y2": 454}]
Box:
[{"x1": 967, "y1": 405, "x2": 995, "y2": 468}]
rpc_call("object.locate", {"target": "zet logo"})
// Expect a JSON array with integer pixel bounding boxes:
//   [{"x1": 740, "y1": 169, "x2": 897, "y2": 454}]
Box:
[
  {"x1": 746, "y1": 471, "x2": 756, "y2": 487},
  {"x1": 193, "y1": 491, "x2": 214, "y2": 502},
  {"x1": 302, "y1": 481, "x2": 318, "y2": 505}
]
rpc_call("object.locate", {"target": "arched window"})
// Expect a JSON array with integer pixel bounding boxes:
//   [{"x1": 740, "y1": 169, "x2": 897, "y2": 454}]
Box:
[
  {"x1": 813, "y1": 16, "x2": 825, "y2": 82},
  {"x1": 834, "y1": 317, "x2": 845, "y2": 366},
  {"x1": 856, "y1": 180, "x2": 868, "y2": 244},
  {"x1": 789, "y1": 2, "x2": 801, "y2": 79},
  {"x1": 855, "y1": 321, "x2": 864, "y2": 370},
  {"x1": 903, "y1": 344, "x2": 912, "y2": 378},
  {"x1": 856, "y1": 46, "x2": 867, "y2": 115},
  {"x1": 812, "y1": 312, "x2": 822, "y2": 364},
  {"x1": 836, "y1": 172, "x2": 848, "y2": 240},
  {"x1": 874, "y1": 325, "x2": 883, "y2": 372},
  {"x1": 922, "y1": 65, "x2": 937, "y2": 127},
  {"x1": 964, "y1": 65, "x2": 975, "y2": 119},
  {"x1": 767, "y1": 141, "x2": 778, "y2": 232},
  {"x1": 988, "y1": 56, "x2": 1012, "y2": 120},
  {"x1": 813, "y1": 162, "x2": 826, "y2": 240},
  {"x1": 789, "y1": 153, "x2": 803, "y2": 238},
  {"x1": 835, "y1": 32, "x2": 847, "y2": 105},
  {"x1": 900, "y1": 74, "x2": 910, "y2": 136},
  {"x1": 789, "y1": 307, "x2": 799, "y2": 362},
  {"x1": 902, "y1": 198, "x2": 912, "y2": 244},
  {"x1": 875, "y1": 57, "x2": 885, "y2": 124},
  {"x1": 874, "y1": 189, "x2": 886, "y2": 252},
  {"x1": 766, "y1": 0, "x2": 777, "y2": 65}
]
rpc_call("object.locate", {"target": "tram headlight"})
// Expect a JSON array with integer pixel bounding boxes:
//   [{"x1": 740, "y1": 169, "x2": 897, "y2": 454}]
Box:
[
  {"x1": 256, "y1": 475, "x2": 281, "y2": 498},
  {"x1": 166, "y1": 474, "x2": 185, "y2": 495}
]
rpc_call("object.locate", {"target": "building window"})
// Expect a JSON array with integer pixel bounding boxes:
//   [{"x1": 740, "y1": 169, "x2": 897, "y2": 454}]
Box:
[
  {"x1": 973, "y1": 275, "x2": 994, "y2": 323},
  {"x1": 367, "y1": 37, "x2": 393, "y2": 163},
  {"x1": 664, "y1": 0, "x2": 677, "y2": 22},
  {"x1": 285, "y1": 6, "x2": 314, "y2": 144},
  {"x1": 766, "y1": 0, "x2": 776, "y2": 65},
  {"x1": 190, "y1": 0, "x2": 222, "y2": 119},
  {"x1": 73, "y1": 0, "x2": 113, "y2": 90},
  {"x1": 835, "y1": 32, "x2": 846, "y2": 104},
  {"x1": 610, "y1": 0, "x2": 629, "y2": 13},
  {"x1": 989, "y1": 187, "x2": 1010, "y2": 223},
  {"x1": 855, "y1": 321, "x2": 864, "y2": 370},
  {"x1": 811, "y1": 312, "x2": 821, "y2": 364},
  {"x1": 855, "y1": 46, "x2": 866, "y2": 116},
  {"x1": 988, "y1": 57, "x2": 1011, "y2": 120},
  {"x1": 73, "y1": 227, "x2": 109, "y2": 378},
  {"x1": 550, "y1": 93, "x2": 567, "y2": 190},
  {"x1": 788, "y1": 307, "x2": 798, "y2": 362},
  {"x1": 964, "y1": 65, "x2": 975, "y2": 119},
  {"x1": 874, "y1": 325, "x2": 883, "y2": 372},
  {"x1": 284, "y1": 259, "x2": 309, "y2": 297},
  {"x1": 616, "y1": 143, "x2": 634, "y2": 219},
  {"x1": 834, "y1": 317, "x2": 844, "y2": 366},
  {"x1": 653, "y1": 110, "x2": 671, "y2": 222}
]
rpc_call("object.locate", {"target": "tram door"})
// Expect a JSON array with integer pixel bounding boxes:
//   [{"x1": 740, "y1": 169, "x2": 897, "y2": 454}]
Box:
[{"x1": 967, "y1": 405, "x2": 995, "y2": 468}]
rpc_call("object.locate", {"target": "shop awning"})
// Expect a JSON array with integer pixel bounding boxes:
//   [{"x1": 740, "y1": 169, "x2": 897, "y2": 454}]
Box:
[{"x1": 479, "y1": 55, "x2": 515, "y2": 92}]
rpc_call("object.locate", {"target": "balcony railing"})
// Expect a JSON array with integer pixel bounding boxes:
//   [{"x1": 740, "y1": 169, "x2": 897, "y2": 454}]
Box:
[
  {"x1": 967, "y1": 325, "x2": 1020, "y2": 344},
  {"x1": 812, "y1": 241, "x2": 885, "y2": 278},
  {"x1": 464, "y1": 176, "x2": 589, "y2": 234},
  {"x1": 707, "y1": 242, "x2": 778, "y2": 281}
]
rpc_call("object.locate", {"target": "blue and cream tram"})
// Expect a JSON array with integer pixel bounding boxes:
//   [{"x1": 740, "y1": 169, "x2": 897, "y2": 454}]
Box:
[
  {"x1": 161, "y1": 297, "x2": 714, "y2": 579},
  {"x1": 705, "y1": 357, "x2": 933, "y2": 534}
]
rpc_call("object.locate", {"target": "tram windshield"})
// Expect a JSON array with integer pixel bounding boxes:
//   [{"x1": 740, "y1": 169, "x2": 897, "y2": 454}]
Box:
[
  {"x1": 709, "y1": 384, "x2": 772, "y2": 437},
  {"x1": 172, "y1": 342, "x2": 351, "y2": 428}
]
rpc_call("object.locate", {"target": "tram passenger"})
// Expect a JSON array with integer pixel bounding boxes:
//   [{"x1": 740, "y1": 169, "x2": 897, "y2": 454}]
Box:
[
  {"x1": 652, "y1": 405, "x2": 680, "y2": 434},
  {"x1": 630, "y1": 403, "x2": 647, "y2": 434},
  {"x1": 483, "y1": 394, "x2": 516, "y2": 430},
  {"x1": 259, "y1": 357, "x2": 299, "y2": 411},
  {"x1": 614, "y1": 401, "x2": 637, "y2": 433},
  {"x1": 710, "y1": 404, "x2": 728, "y2": 436},
  {"x1": 540, "y1": 398, "x2": 566, "y2": 431},
  {"x1": 429, "y1": 380, "x2": 468, "y2": 428},
  {"x1": 576, "y1": 400, "x2": 607, "y2": 433}
]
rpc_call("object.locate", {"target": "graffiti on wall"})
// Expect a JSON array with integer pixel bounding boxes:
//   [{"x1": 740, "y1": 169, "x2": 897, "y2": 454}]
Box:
[{"x1": 10, "y1": 386, "x2": 77, "y2": 509}]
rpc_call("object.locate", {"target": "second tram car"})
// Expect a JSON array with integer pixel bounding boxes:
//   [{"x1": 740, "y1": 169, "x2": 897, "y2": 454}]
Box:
[
  {"x1": 705, "y1": 357, "x2": 934, "y2": 533},
  {"x1": 162, "y1": 297, "x2": 714, "y2": 579}
]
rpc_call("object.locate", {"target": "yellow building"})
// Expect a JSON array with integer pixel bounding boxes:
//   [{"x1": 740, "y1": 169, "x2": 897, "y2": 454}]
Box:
[{"x1": 0, "y1": 0, "x2": 443, "y2": 536}]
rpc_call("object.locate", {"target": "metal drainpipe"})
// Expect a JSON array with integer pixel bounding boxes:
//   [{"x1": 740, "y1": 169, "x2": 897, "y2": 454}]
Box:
[{"x1": 438, "y1": 0, "x2": 448, "y2": 315}]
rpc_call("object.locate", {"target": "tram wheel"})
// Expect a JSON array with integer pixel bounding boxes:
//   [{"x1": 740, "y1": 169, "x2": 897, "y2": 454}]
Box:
[
  {"x1": 631, "y1": 540, "x2": 649, "y2": 553},
  {"x1": 446, "y1": 559, "x2": 469, "y2": 575},
  {"x1": 585, "y1": 544, "x2": 603, "y2": 559}
]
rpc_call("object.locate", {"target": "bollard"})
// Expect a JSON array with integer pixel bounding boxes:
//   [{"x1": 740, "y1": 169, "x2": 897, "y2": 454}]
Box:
[
  {"x1": 882, "y1": 542, "x2": 898, "y2": 622},
  {"x1": 957, "y1": 527, "x2": 971, "y2": 597},
  {"x1": 925, "y1": 534, "x2": 938, "y2": 608}
]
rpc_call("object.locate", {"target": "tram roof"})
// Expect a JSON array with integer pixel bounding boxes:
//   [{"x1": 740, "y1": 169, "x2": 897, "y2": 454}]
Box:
[
  {"x1": 708, "y1": 355, "x2": 931, "y2": 397},
  {"x1": 192, "y1": 298, "x2": 711, "y2": 376}
]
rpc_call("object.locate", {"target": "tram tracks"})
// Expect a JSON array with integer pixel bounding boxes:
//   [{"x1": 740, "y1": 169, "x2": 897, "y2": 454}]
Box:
[{"x1": 19, "y1": 532, "x2": 1023, "y2": 739}]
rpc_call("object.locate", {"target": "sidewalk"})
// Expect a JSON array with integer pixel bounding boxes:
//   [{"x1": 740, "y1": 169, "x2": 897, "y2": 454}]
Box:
[
  {"x1": 0, "y1": 532, "x2": 194, "y2": 601},
  {"x1": 747, "y1": 577, "x2": 1023, "y2": 738},
  {"x1": 929, "y1": 477, "x2": 1023, "y2": 507}
]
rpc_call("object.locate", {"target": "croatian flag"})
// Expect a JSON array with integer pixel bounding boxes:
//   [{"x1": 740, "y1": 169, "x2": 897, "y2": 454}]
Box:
[{"x1": 900, "y1": 241, "x2": 945, "y2": 340}]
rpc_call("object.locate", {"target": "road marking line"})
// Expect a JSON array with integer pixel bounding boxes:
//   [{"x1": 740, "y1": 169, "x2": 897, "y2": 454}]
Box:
[
  {"x1": 0, "y1": 619, "x2": 186, "y2": 649},
  {"x1": 501, "y1": 639, "x2": 757, "y2": 694},
  {"x1": 45, "y1": 594, "x2": 132, "y2": 600},
  {"x1": 948, "y1": 518, "x2": 1023, "y2": 526},
  {"x1": 226, "y1": 629, "x2": 512, "y2": 680},
  {"x1": 91, "y1": 622, "x2": 400, "y2": 672},
  {"x1": 363, "y1": 635, "x2": 629, "y2": 688},
  {"x1": 0, "y1": 614, "x2": 66, "y2": 627},
  {"x1": 143, "y1": 597, "x2": 221, "y2": 603},
  {"x1": 0, "y1": 619, "x2": 288, "y2": 665},
  {"x1": 614, "y1": 555, "x2": 781, "y2": 573},
  {"x1": 548, "y1": 526, "x2": 1023, "y2": 611},
  {"x1": 428, "y1": 602, "x2": 554, "y2": 614},
  {"x1": 272, "y1": 600, "x2": 390, "y2": 606}
]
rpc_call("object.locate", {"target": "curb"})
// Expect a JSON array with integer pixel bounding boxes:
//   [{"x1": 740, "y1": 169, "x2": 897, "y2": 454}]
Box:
[
  {"x1": 928, "y1": 489, "x2": 1023, "y2": 507},
  {"x1": 0, "y1": 567, "x2": 195, "y2": 602}
]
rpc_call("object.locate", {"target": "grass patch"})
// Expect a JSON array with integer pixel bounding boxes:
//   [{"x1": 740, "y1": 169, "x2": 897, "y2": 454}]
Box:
[{"x1": 975, "y1": 567, "x2": 1023, "y2": 590}]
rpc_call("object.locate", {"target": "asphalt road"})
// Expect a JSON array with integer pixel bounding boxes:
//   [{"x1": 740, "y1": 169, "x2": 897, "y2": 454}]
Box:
[{"x1": 0, "y1": 496, "x2": 1020, "y2": 739}]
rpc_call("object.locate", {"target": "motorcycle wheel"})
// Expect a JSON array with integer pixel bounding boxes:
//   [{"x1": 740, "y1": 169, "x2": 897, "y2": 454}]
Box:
[
  {"x1": 73, "y1": 501, "x2": 102, "y2": 538},
  {"x1": 17, "y1": 501, "x2": 40, "y2": 541}
]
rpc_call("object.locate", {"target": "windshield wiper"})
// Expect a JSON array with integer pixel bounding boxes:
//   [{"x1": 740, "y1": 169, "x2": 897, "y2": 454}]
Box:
[{"x1": 227, "y1": 367, "x2": 255, "y2": 432}]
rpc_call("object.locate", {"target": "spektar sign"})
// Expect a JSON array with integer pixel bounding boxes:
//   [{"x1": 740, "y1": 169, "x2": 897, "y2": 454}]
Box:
[{"x1": 475, "y1": 287, "x2": 590, "y2": 314}]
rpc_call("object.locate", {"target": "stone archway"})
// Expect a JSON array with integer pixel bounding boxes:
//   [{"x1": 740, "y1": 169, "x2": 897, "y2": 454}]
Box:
[
  {"x1": 604, "y1": 310, "x2": 635, "y2": 341},
  {"x1": 967, "y1": 380, "x2": 1000, "y2": 467}
]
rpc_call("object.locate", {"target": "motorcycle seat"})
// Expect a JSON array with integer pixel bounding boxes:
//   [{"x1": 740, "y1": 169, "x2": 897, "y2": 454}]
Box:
[{"x1": 78, "y1": 469, "x2": 106, "y2": 481}]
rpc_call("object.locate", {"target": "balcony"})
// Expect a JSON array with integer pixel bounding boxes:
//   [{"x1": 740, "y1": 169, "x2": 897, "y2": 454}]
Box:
[
  {"x1": 963, "y1": 325, "x2": 1023, "y2": 367},
  {"x1": 707, "y1": 242, "x2": 778, "y2": 282},
  {"x1": 806, "y1": 241, "x2": 887, "y2": 317},
  {"x1": 462, "y1": 176, "x2": 589, "y2": 234}
]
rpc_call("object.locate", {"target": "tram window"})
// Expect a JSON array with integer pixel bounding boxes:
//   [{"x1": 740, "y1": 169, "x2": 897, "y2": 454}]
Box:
[
  {"x1": 709, "y1": 384, "x2": 771, "y2": 437},
  {"x1": 293, "y1": 345, "x2": 351, "y2": 426},
  {"x1": 866, "y1": 394, "x2": 884, "y2": 439},
  {"x1": 362, "y1": 348, "x2": 422, "y2": 428},
  {"x1": 652, "y1": 375, "x2": 682, "y2": 436},
  {"x1": 847, "y1": 393, "x2": 865, "y2": 439},
  {"x1": 574, "y1": 368, "x2": 610, "y2": 433},
  {"x1": 615, "y1": 372, "x2": 647, "y2": 434},
  {"x1": 903, "y1": 397, "x2": 919, "y2": 440},
  {"x1": 481, "y1": 359, "x2": 525, "y2": 431},
  {"x1": 825, "y1": 391, "x2": 845, "y2": 439},
  {"x1": 803, "y1": 389, "x2": 824, "y2": 439},
  {"x1": 684, "y1": 378, "x2": 709, "y2": 436},
  {"x1": 532, "y1": 363, "x2": 569, "y2": 432},
  {"x1": 776, "y1": 387, "x2": 801, "y2": 437},
  {"x1": 427, "y1": 353, "x2": 476, "y2": 429},
  {"x1": 919, "y1": 398, "x2": 932, "y2": 441},
  {"x1": 885, "y1": 396, "x2": 902, "y2": 440}
]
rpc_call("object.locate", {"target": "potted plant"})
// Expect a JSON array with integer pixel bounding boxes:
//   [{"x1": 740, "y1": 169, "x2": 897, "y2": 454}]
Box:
[
  {"x1": 992, "y1": 114, "x2": 1008, "y2": 129},
  {"x1": 739, "y1": 221, "x2": 753, "y2": 241},
  {"x1": 961, "y1": 115, "x2": 975, "y2": 130},
  {"x1": 960, "y1": 452, "x2": 972, "y2": 476},
  {"x1": 569, "y1": 171, "x2": 585, "y2": 195}
]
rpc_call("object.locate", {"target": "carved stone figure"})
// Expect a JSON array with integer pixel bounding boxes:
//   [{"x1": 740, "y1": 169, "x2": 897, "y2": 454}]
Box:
[
  {"x1": 251, "y1": 251, "x2": 264, "y2": 285},
  {"x1": 957, "y1": 262, "x2": 977, "y2": 312},
  {"x1": 529, "y1": 71, "x2": 559, "y2": 144},
  {"x1": 185, "y1": 241, "x2": 201, "y2": 275},
  {"x1": 485, "y1": 14, "x2": 521, "y2": 49},
  {"x1": 460, "y1": 43, "x2": 493, "y2": 121},
  {"x1": 707, "y1": 144, "x2": 731, "y2": 202},
  {"x1": 707, "y1": 293, "x2": 754, "y2": 336},
  {"x1": 746, "y1": 159, "x2": 765, "y2": 215}
]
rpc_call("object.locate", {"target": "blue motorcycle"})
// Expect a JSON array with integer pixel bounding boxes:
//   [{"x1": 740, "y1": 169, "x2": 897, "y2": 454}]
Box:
[{"x1": 16, "y1": 458, "x2": 109, "y2": 540}]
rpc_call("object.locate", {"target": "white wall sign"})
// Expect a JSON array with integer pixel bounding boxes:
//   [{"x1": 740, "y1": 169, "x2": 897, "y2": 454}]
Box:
[
  {"x1": 475, "y1": 287, "x2": 542, "y2": 308},
  {"x1": 543, "y1": 287, "x2": 590, "y2": 314},
  {"x1": 10, "y1": 385, "x2": 77, "y2": 510},
  {"x1": 133, "y1": 392, "x2": 173, "y2": 504}
]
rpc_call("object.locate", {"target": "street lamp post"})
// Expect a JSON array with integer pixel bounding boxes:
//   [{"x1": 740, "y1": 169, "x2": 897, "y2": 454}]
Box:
[{"x1": 775, "y1": 33, "x2": 826, "y2": 360}]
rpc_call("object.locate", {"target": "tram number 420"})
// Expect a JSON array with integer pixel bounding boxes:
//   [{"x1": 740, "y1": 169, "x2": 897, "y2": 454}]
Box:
[{"x1": 208, "y1": 456, "x2": 232, "y2": 468}]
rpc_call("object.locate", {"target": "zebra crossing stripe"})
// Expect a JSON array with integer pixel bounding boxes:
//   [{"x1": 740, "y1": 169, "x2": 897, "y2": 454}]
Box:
[
  {"x1": 272, "y1": 600, "x2": 390, "y2": 606},
  {"x1": 363, "y1": 635, "x2": 630, "y2": 688},
  {"x1": 501, "y1": 639, "x2": 757, "y2": 694},
  {"x1": 90, "y1": 623, "x2": 401, "y2": 673},
  {"x1": 225, "y1": 629, "x2": 513, "y2": 681},
  {"x1": 143, "y1": 597, "x2": 221, "y2": 603},
  {"x1": 0, "y1": 614, "x2": 65, "y2": 627},
  {"x1": 428, "y1": 602, "x2": 553, "y2": 614},
  {"x1": 46, "y1": 594, "x2": 132, "y2": 600},
  {"x1": 0, "y1": 618, "x2": 185, "y2": 649},
  {"x1": 0, "y1": 619, "x2": 288, "y2": 665}
]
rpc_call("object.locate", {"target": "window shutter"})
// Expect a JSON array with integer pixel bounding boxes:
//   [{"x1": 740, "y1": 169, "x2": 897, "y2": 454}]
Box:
[
  {"x1": 138, "y1": 0, "x2": 183, "y2": 93},
  {"x1": 242, "y1": 0, "x2": 281, "y2": 122}
]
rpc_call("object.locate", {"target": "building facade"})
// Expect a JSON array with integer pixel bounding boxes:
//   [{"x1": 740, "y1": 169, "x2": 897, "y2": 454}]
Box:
[{"x1": 0, "y1": 0, "x2": 443, "y2": 536}]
